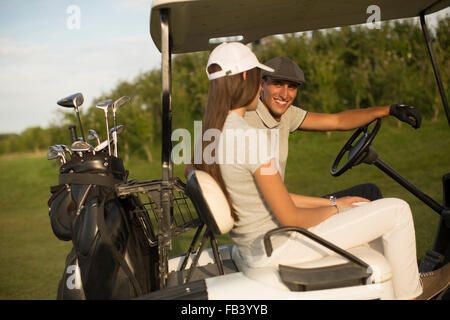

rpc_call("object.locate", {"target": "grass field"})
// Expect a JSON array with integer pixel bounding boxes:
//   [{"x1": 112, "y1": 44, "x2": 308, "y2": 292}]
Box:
[{"x1": 0, "y1": 116, "x2": 449, "y2": 299}]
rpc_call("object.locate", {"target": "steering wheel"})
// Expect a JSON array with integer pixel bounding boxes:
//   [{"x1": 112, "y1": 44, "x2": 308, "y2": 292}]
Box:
[{"x1": 330, "y1": 118, "x2": 382, "y2": 177}]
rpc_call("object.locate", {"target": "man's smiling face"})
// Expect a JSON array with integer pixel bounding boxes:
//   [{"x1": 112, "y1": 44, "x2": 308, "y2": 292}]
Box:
[{"x1": 260, "y1": 78, "x2": 298, "y2": 121}]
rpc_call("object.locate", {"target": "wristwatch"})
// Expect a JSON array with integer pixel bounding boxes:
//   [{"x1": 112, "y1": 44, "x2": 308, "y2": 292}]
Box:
[{"x1": 329, "y1": 195, "x2": 337, "y2": 206}]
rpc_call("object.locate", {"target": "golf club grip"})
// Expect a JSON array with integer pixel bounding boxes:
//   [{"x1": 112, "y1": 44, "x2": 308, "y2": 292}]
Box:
[{"x1": 68, "y1": 125, "x2": 78, "y2": 144}]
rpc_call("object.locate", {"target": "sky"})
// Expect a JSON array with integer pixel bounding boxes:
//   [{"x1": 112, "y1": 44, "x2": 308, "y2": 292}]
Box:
[
  {"x1": 0, "y1": 0, "x2": 160, "y2": 134},
  {"x1": 0, "y1": 1, "x2": 448, "y2": 134}
]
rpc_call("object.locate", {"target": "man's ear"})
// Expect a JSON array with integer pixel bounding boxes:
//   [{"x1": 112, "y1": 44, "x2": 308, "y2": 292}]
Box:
[
  {"x1": 242, "y1": 71, "x2": 247, "y2": 81},
  {"x1": 259, "y1": 79, "x2": 265, "y2": 99}
]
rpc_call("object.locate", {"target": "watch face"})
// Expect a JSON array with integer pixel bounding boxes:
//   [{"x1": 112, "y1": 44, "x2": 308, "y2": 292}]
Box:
[{"x1": 330, "y1": 196, "x2": 336, "y2": 206}]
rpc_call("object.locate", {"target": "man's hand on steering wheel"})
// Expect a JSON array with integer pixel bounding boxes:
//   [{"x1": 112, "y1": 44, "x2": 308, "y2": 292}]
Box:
[{"x1": 389, "y1": 104, "x2": 422, "y2": 129}]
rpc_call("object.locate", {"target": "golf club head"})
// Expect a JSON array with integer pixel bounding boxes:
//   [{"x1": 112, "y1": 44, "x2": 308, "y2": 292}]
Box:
[
  {"x1": 96, "y1": 99, "x2": 113, "y2": 111},
  {"x1": 113, "y1": 96, "x2": 130, "y2": 112},
  {"x1": 47, "y1": 145, "x2": 66, "y2": 164},
  {"x1": 96, "y1": 99, "x2": 113, "y2": 155},
  {"x1": 47, "y1": 146, "x2": 60, "y2": 160},
  {"x1": 58, "y1": 144, "x2": 73, "y2": 155},
  {"x1": 110, "y1": 125, "x2": 125, "y2": 136},
  {"x1": 71, "y1": 140, "x2": 93, "y2": 153},
  {"x1": 58, "y1": 93, "x2": 86, "y2": 141},
  {"x1": 57, "y1": 93, "x2": 84, "y2": 109},
  {"x1": 88, "y1": 129, "x2": 101, "y2": 144}
]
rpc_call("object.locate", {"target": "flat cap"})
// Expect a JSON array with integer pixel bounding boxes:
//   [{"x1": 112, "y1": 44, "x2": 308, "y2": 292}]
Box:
[{"x1": 262, "y1": 57, "x2": 305, "y2": 85}]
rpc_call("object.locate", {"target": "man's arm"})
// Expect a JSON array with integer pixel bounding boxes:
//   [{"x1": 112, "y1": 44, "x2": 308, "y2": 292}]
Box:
[{"x1": 299, "y1": 104, "x2": 421, "y2": 131}]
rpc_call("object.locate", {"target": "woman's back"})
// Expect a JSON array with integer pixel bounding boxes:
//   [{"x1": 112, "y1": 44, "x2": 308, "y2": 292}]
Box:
[{"x1": 219, "y1": 112, "x2": 286, "y2": 259}]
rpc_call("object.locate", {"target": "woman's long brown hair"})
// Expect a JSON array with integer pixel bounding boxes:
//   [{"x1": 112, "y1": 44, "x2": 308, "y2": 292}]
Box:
[{"x1": 194, "y1": 64, "x2": 262, "y2": 220}]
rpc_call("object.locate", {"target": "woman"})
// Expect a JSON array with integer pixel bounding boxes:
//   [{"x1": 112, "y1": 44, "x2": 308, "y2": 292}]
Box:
[{"x1": 194, "y1": 42, "x2": 422, "y2": 300}]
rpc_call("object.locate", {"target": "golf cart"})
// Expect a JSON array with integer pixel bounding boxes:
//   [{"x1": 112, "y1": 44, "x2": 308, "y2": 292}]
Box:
[
  {"x1": 50, "y1": 0, "x2": 449, "y2": 300},
  {"x1": 114, "y1": 0, "x2": 450, "y2": 300}
]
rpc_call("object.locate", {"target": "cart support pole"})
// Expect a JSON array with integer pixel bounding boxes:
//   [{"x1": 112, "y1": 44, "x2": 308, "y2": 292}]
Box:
[
  {"x1": 159, "y1": 8, "x2": 173, "y2": 289},
  {"x1": 420, "y1": 12, "x2": 450, "y2": 126},
  {"x1": 373, "y1": 158, "x2": 445, "y2": 215},
  {"x1": 161, "y1": 8, "x2": 173, "y2": 179}
]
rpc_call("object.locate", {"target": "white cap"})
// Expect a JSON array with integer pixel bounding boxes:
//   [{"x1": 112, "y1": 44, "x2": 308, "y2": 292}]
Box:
[{"x1": 206, "y1": 42, "x2": 274, "y2": 80}]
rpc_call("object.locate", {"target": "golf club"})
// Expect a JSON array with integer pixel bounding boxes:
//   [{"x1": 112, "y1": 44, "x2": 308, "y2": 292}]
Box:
[
  {"x1": 57, "y1": 93, "x2": 86, "y2": 142},
  {"x1": 94, "y1": 125, "x2": 124, "y2": 153},
  {"x1": 110, "y1": 124, "x2": 124, "y2": 138},
  {"x1": 71, "y1": 140, "x2": 93, "y2": 156},
  {"x1": 56, "y1": 146, "x2": 68, "y2": 164},
  {"x1": 88, "y1": 129, "x2": 101, "y2": 146},
  {"x1": 46, "y1": 146, "x2": 59, "y2": 160},
  {"x1": 95, "y1": 99, "x2": 113, "y2": 156},
  {"x1": 112, "y1": 96, "x2": 130, "y2": 157},
  {"x1": 47, "y1": 145, "x2": 66, "y2": 164},
  {"x1": 58, "y1": 144, "x2": 73, "y2": 157},
  {"x1": 93, "y1": 139, "x2": 111, "y2": 153}
]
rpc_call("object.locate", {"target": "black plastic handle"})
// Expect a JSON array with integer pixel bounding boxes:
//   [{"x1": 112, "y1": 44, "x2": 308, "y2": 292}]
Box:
[
  {"x1": 263, "y1": 226, "x2": 370, "y2": 269},
  {"x1": 68, "y1": 125, "x2": 78, "y2": 144}
]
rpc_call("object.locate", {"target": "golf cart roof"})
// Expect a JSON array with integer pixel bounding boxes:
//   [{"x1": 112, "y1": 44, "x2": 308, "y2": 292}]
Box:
[{"x1": 150, "y1": 0, "x2": 450, "y2": 54}]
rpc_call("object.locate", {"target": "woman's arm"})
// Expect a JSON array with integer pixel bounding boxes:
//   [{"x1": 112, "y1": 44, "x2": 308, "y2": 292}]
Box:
[
  {"x1": 254, "y1": 160, "x2": 370, "y2": 228},
  {"x1": 289, "y1": 193, "x2": 331, "y2": 208},
  {"x1": 253, "y1": 160, "x2": 338, "y2": 229},
  {"x1": 289, "y1": 193, "x2": 370, "y2": 209}
]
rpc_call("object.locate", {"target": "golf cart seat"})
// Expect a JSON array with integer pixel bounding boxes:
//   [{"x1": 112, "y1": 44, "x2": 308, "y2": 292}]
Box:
[
  {"x1": 186, "y1": 169, "x2": 394, "y2": 297},
  {"x1": 231, "y1": 241, "x2": 392, "y2": 292}
]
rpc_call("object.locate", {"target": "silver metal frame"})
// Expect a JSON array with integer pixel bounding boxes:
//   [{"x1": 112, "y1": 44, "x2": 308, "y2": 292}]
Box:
[{"x1": 159, "y1": 8, "x2": 173, "y2": 289}]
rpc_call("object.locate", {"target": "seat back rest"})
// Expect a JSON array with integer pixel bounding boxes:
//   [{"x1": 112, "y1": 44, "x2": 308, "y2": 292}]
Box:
[{"x1": 186, "y1": 170, "x2": 234, "y2": 235}]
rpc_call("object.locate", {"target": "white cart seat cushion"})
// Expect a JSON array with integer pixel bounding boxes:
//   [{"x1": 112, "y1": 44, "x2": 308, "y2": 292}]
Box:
[
  {"x1": 232, "y1": 244, "x2": 392, "y2": 290},
  {"x1": 187, "y1": 170, "x2": 234, "y2": 234}
]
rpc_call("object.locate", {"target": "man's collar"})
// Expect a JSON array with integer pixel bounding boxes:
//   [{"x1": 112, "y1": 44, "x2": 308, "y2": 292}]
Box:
[{"x1": 255, "y1": 99, "x2": 280, "y2": 128}]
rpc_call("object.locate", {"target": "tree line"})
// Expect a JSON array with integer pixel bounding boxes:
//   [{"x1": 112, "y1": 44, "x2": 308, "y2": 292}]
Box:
[{"x1": 1, "y1": 17, "x2": 448, "y2": 161}]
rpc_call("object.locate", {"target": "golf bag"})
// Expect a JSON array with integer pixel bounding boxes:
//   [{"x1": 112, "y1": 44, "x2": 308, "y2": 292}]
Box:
[{"x1": 48, "y1": 152, "x2": 158, "y2": 299}]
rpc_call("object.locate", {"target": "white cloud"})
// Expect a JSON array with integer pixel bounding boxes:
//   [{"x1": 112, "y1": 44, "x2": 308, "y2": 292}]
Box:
[{"x1": 0, "y1": 35, "x2": 161, "y2": 133}]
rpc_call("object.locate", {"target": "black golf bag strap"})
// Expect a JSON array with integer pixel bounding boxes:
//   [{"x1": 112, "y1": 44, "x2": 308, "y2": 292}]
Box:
[
  {"x1": 59, "y1": 173, "x2": 121, "y2": 186},
  {"x1": 48, "y1": 184, "x2": 67, "y2": 207},
  {"x1": 96, "y1": 190, "x2": 144, "y2": 297}
]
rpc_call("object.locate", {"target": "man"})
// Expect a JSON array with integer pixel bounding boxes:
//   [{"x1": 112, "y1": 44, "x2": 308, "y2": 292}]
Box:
[{"x1": 244, "y1": 56, "x2": 422, "y2": 200}]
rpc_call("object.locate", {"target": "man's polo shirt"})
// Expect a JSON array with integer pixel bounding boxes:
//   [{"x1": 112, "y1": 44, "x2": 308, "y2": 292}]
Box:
[{"x1": 244, "y1": 99, "x2": 307, "y2": 180}]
